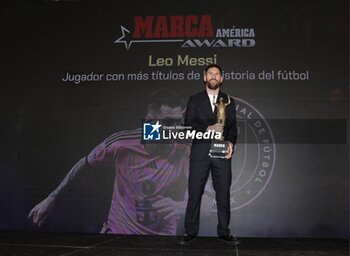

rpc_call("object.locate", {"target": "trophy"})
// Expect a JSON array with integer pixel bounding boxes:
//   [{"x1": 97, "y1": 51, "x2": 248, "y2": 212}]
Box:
[{"x1": 208, "y1": 96, "x2": 231, "y2": 158}]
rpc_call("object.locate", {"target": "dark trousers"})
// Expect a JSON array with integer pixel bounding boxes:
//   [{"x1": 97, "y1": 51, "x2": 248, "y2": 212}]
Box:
[{"x1": 184, "y1": 156, "x2": 232, "y2": 237}]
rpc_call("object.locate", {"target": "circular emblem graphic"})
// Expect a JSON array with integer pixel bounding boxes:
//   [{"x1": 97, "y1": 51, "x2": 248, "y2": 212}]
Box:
[{"x1": 210, "y1": 97, "x2": 276, "y2": 212}]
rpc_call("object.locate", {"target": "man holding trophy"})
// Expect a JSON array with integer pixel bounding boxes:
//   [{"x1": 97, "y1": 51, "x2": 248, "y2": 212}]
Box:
[{"x1": 180, "y1": 64, "x2": 238, "y2": 246}]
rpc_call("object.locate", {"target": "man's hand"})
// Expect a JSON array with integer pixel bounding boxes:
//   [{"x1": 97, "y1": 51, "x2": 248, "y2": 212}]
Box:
[
  {"x1": 27, "y1": 196, "x2": 56, "y2": 227},
  {"x1": 152, "y1": 197, "x2": 186, "y2": 220},
  {"x1": 207, "y1": 123, "x2": 224, "y2": 133},
  {"x1": 224, "y1": 142, "x2": 234, "y2": 159}
]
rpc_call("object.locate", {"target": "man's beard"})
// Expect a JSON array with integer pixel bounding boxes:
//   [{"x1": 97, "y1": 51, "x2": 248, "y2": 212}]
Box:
[
  {"x1": 206, "y1": 79, "x2": 221, "y2": 90},
  {"x1": 145, "y1": 143, "x2": 174, "y2": 157}
]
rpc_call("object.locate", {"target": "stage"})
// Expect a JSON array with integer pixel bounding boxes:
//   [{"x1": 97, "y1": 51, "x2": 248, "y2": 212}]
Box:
[{"x1": 0, "y1": 232, "x2": 348, "y2": 256}]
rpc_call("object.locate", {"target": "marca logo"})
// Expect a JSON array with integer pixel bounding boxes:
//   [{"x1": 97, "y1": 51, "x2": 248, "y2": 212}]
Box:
[{"x1": 115, "y1": 15, "x2": 256, "y2": 50}]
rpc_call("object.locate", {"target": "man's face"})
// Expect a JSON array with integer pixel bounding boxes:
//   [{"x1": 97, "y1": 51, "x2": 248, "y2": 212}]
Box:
[
  {"x1": 145, "y1": 105, "x2": 184, "y2": 156},
  {"x1": 204, "y1": 67, "x2": 223, "y2": 90},
  {"x1": 154, "y1": 105, "x2": 183, "y2": 121}
]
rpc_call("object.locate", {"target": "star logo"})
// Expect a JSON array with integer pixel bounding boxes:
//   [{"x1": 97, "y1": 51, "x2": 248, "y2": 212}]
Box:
[
  {"x1": 143, "y1": 121, "x2": 162, "y2": 141},
  {"x1": 114, "y1": 25, "x2": 184, "y2": 50},
  {"x1": 114, "y1": 25, "x2": 133, "y2": 50},
  {"x1": 150, "y1": 121, "x2": 162, "y2": 134}
]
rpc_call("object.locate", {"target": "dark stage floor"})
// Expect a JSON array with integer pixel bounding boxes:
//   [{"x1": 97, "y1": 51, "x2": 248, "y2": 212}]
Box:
[{"x1": 0, "y1": 232, "x2": 348, "y2": 256}]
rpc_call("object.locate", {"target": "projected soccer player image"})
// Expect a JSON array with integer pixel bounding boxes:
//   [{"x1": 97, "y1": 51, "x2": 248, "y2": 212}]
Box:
[{"x1": 28, "y1": 89, "x2": 206, "y2": 235}]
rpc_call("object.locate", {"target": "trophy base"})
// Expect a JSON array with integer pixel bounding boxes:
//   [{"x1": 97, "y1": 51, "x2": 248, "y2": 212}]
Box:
[{"x1": 209, "y1": 140, "x2": 229, "y2": 159}]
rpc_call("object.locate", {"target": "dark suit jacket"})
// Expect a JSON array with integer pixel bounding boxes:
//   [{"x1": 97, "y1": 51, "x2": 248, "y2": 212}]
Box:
[{"x1": 184, "y1": 90, "x2": 237, "y2": 160}]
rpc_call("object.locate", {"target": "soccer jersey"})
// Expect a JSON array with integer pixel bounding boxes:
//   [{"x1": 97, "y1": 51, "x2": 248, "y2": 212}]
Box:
[{"x1": 87, "y1": 129, "x2": 189, "y2": 235}]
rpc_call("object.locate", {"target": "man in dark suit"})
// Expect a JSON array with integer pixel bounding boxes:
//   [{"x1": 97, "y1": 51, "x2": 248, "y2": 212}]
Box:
[{"x1": 180, "y1": 64, "x2": 238, "y2": 246}]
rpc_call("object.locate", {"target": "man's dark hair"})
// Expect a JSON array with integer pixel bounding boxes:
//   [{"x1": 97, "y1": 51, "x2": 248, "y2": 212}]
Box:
[
  {"x1": 147, "y1": 88, "x2": 184, "y2": 113},
  {"x1": 205, "y1": 64, "x2": 222, "y2": 75}
]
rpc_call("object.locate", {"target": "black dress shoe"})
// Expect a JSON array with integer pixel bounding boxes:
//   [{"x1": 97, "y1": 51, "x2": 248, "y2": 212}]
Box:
[
  {"x1": 218, "y1": 234, "x2": 240, "y2": 246},
  {"x1": 178, "y1": 233, "x2": 196, "y2": 246}
]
